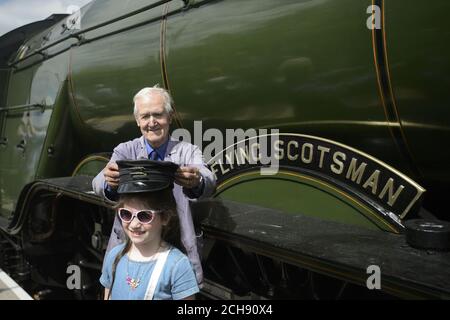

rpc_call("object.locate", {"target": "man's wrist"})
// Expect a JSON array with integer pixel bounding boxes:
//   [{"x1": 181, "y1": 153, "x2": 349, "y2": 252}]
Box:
[{"x1": 104, "y1": 181, "x2": 118, "y2": 200}]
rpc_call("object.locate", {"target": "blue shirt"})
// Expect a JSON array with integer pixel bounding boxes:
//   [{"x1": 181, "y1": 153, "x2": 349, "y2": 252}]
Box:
[
  {"x1": 145, "y1": 139, "x2": 169, "y2": 161},
  {"x1": 100, "y1": 244, "x2": 199, "y2": 300}
]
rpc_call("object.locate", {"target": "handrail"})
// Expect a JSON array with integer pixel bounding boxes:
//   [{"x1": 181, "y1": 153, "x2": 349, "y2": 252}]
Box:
[
  {"x1": 8, "y1": 0, "x2": 173, "y2": 67},
  {"x1": 12, "y1": 1, "x2": 195, "y2": 73},
  {"x1": 0, "y1": 103, "x2": 47, "y2": 113}
]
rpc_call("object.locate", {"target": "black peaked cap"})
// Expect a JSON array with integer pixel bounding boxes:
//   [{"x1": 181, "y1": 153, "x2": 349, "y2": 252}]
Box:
[{"x1": 116, "y1": 160, "x2": 179, "y2": 194}]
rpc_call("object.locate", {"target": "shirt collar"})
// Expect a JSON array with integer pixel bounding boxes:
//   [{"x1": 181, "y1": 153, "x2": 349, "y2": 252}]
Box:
[{"x1": 144, "y1": 138, "x2": 169, "y2": 160}]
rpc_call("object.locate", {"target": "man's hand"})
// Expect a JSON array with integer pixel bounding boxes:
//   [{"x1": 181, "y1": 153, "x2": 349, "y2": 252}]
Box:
[
  {"x1": 104, "y1": 162, "x2": 119, "y2": 189},
  {"x1": 175, "y1": 166, "x2": 202, "y2": 189}
]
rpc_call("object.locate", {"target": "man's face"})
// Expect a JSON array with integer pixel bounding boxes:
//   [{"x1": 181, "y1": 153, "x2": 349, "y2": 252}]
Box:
[{"x1": 135, "y1": 93, "x2": 172, "y2": 148}]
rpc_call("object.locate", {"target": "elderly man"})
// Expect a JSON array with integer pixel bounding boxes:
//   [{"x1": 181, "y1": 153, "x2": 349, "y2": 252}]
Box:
[{"x1": 92, "y1": 85, "x2": 216, "y2": 286}]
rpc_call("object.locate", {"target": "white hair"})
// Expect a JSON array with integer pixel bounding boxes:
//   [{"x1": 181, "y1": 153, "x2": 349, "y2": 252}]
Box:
[{"x1": 133, "y1": 85, "x2": 174, "y2": 118}]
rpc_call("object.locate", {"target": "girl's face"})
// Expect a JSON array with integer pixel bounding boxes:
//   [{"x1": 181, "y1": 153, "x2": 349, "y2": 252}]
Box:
[{"x1": 119, "y1": 197, "x2": 167, "y2": 247}]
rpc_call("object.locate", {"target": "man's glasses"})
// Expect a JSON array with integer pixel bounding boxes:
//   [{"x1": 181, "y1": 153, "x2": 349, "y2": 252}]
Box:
[{"x1": 117, "y1": 208, "x2": 163, "y2": 224}]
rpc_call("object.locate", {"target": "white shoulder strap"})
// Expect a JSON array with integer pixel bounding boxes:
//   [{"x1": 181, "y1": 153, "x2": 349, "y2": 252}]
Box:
[{"x1": 144, "y1": 246, "x2": 171, "y2": 300}]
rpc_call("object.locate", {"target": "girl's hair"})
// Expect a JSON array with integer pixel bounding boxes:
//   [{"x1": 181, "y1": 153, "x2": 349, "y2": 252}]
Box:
[{"x1": 107, "y1": 188, "x2": 180, "y2": 299}]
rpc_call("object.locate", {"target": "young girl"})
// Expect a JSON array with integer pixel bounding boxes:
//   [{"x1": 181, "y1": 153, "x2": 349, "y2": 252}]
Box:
[{"x1": 100, "y1": 188, "x2": 199, "y2": 300}]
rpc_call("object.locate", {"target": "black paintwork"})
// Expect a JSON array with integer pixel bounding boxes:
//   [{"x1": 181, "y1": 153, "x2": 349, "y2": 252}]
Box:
[{"x1": 194, "y1": 199, "x2": 450, "y2": 298}]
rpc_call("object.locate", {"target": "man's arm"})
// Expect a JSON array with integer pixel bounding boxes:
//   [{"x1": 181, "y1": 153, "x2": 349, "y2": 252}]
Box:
[
  {"x1": 92, "y1": 168, "x2": 107, "y2": 197},
  {"x1": 176, "y1": 143, "x2": 216, "y2": 199},
  {"x1": 92, "y1": 145, "x2": 127, "y2": 199}
]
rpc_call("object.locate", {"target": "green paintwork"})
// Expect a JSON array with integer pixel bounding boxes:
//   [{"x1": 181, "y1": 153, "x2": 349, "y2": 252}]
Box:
[
  {"x1": 1, "y1": 0, "x2": 449, "y2": 228},
  {"x1": 0, "y1": 53, "x2": 71, "y2": 218},
  {"x1": 385, "y1": 2, "x2": 450, "y2": 184},
  {"x1": 72, "y1": 157, "x2": 109, "y2": 177},
  {"x1": 1, "y1": 66, "x2": 34, "y2": 217},
  {"x1": 68, "y1": 3, "x2": 165, "y2": 151},
  {"x1": 166, "y1": 0, "x2": 404, "y2": 167},
  {"x1": 0, "y1": 69, "x2": 9, "y2": 108},
  {"x1": 217, "y1": 173, "x2": 391, "y2": 232}
]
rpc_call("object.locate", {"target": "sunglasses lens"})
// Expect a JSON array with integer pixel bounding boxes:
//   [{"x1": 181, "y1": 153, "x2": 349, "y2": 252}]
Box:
[
  {"x1": 137, "y1": 211, "x2": 153, "y2": 224},
  {"x1": 119, "y1": 209, "x2": 132, "y2": 222}
]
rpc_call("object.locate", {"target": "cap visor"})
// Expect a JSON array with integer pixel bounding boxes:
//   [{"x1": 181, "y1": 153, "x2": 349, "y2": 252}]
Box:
[{"x1": 117, "y1": 180, "x2": 172, "y2": 194}]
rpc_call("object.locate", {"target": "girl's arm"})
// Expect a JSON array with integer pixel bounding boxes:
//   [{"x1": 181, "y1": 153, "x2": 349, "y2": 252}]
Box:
[
  {"x1": 183, "y1": 294, "x2": 196, "y2": 300},
  {"x1": 104, "y1": 288, "x2": 110, "y2": 300}
]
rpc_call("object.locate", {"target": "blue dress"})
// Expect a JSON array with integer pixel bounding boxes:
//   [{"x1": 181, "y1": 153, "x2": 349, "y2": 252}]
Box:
[{"x1": 100, "y1": 244, "x2": 199, "y2": 300}]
